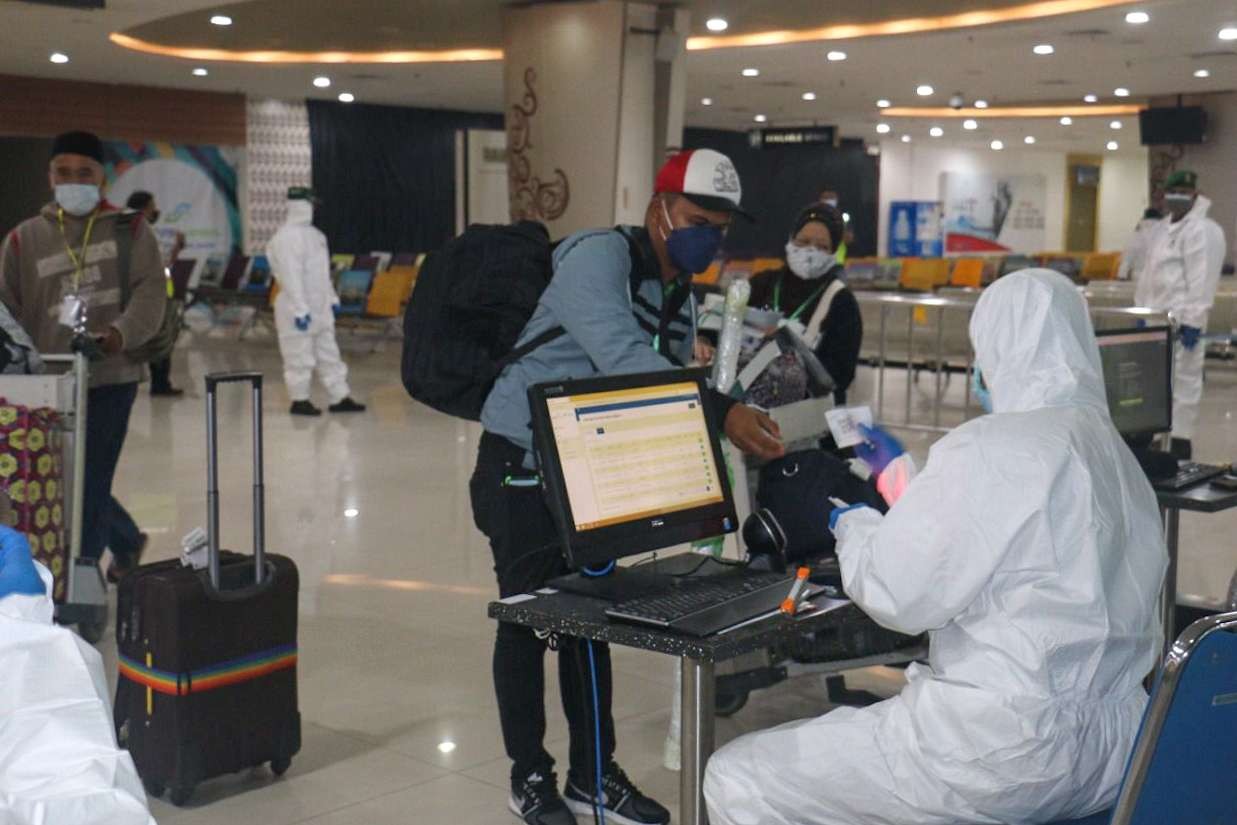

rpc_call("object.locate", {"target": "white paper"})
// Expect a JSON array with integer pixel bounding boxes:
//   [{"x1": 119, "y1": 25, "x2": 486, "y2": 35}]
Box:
[
  {"x1": 736, "y1": 340, "x2": 781, "y2": 390},
  {"x1": 825, "y1": 405, "x2": 874, "y2": 449}
]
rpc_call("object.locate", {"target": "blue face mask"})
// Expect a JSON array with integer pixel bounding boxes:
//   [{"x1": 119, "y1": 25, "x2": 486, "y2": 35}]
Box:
[
  {"x1": 971, "y1": 367, "x2": 993, "y2": 413},
  {"x1": 54, "y1": 183, "x2": 101, "y2": 217},
  {"x1": 661, "y1": 199, "x2": 724, "y2": 274}
]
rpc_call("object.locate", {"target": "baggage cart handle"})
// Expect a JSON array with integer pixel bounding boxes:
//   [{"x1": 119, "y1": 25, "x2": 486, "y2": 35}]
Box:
[{"x1": 205, "y1": 371, "x2": 265, "y2": 590}]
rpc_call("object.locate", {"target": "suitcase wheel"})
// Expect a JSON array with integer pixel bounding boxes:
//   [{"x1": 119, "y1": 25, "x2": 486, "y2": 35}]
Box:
[
  {"x1": 169, "y1": 784, "x2": 195, "y2": 807},
  {"x1": 142, "y1": 778, "x2": 165, "y2": 799},
  {"x1": 271, "y1": 756, "x2": 292, "y2": 777}
]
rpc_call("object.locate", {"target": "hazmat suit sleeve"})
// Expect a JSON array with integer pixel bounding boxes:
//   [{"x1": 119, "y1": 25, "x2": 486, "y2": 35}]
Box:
[
  {"x1": 1175, "y1": 220, "x2": 1225, "y2": 330},
  {"x1": 268, "y1": 229, "x2": 312, "y2": 320},
  {"x1": 833, "y1": 426, "x2": 1039, "y2": 635}
]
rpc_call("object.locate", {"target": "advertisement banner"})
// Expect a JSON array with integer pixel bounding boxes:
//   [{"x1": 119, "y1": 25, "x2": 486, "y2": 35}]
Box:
[
  {"x1": 888, "y1": 201, "x2": 943, "y2": 257},
  {"x1": 941, "y1": 172, "x2": 1046, "y2": 254},
  {"x1": 103, "y1": 141, "x2": 242, "y2": 262}
]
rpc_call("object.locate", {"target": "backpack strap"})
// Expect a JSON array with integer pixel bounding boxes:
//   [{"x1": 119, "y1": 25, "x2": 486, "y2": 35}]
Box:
[
  {"x1": 115, "y1": 212, "x2": 137, "y2": 311},
  {"x1": 803, "y1": 277, "x2": 847, "y2": 349}
]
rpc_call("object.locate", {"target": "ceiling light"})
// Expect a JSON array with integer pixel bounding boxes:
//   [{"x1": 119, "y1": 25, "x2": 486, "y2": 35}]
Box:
[
  {"x1": 1109, "y1": 120, "x2": 1122, "y2": 129},
  {"x1": 1033, "y1": 44, "x2": 1055, "y2": 55},
  {"x1": 929, "y1": 126, "x2": 944, "y2": 137},
  {"x1": 192, "y1": 67, "x2": 209, "y2": 76},
  {"x1": 1107, "y1": 140, "x2": 1119, "y2": 150},
  {"x1": 876, "y1": 123, "x2": 891, "y2": 134},
  {"x1": 1083, "y1": 94, "x2": 1098, "y2": 103},
  {"x1": 974, "y1": 99, "x2": 989, "y2": 109},
  {"x1": 1024, "y1": 135, "x2": 1037, "y2": 144},
  {"x1": 754, "y1": 114, "x2": 767, "y2": 123},
  {"x1": 876, "y1": 99, "x2": 891, "y2": 108},
  {"x1": 49, "y1": 52, "x2": 69, "y2": 64},
  {"x1": 901, "y1": 135, "x2": 912, "y2": 143},
  {"x1": 802, "y1": 91, "x2": 817, "y2": 101},
  {"x1": 826, "y1": 50, "x2": 847, "y2": 62},
  {"x1": 313, "y1": 76, "x2": 331, "y2": 88},
  {"x1": 1113, "y1": 87, "x2": 1130, "y2": 97},
  {"x1": 741, "y1": 67, "x2": 759, "y2": 77},
  {"x1": 991, "y1": 140, "x2": 1005, "y2": 151},
  {"x1": 916, "y1": 85, "x2": 934, "y2": 97},
  {"x1": 209, "y1": 14, "x2": 232, "y2": 26},
  {"x1": 1060, "y1": 116, "x2": 1073, "y2": 125},
  {"x1": 705, "y1": 17, "x2": 728, "y2": 32},
  {"x1": 1194, "y1": 69, "x2": 1211, "y2": 79},
  {"x1": 1125, "y1": 11, "x2": 1150, "y2": 24},
  {"x1": 701, "y1": 97, "x2": 713, "y2": 106},
  {"x1": 437, "y1": 741, "x2": 457, "y2": 754},
  {"x1": 338, "y1": 92, "x2": 355, "y2": 103},
  {"x1": 963, "y1": 119, "x2": 978, "y2": 130},
  {"x1": 344, "y1": 507, "x2": 359, "y2": 518},
  {"x1": 1219, "y1": 27, "x2": 1237, "y2": 41}
]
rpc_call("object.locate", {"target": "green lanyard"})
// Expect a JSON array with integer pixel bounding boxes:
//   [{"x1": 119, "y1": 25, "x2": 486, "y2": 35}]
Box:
[{"x1": 772, "y1": 274, "x2": 827, "y2": 322}]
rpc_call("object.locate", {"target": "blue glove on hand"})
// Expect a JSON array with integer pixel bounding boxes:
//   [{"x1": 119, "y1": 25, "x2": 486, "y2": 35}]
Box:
[
  {"x1": 332, "y1": 303, "x2": 341, "y2": 318},
  {"x1": 1179, "y1": 324, "x2": 1202, "y2": 351},
  {"x1": 0, "y1": 526, "x2": 45, "y2": 598},
  {"x1": 855, "y1": 424, "x2": 905, "y2": 476},
  {"x1": 294, "y1": 314, "x2": 312, "y2": 332},
  {"x1": 829, "y1": 502, "x2": 870, "y2": 532}
]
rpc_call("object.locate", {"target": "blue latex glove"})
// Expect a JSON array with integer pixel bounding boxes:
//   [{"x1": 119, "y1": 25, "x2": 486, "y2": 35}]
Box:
[
  {"x1": 829, "y1": 502, "x2": 870, "y2": 532},
  {"x1": 0, "y1": 526, "x2": 45, "y2": 598},
  {"x1": 294, "y1": 314, "x2": 311, "y2": 332},
  {"x1": 1179, "y1": 324, "x2": 1202, "y2": 351},
  {"x1": 855, "y1": 424, "x2": 905, "y2": 476},
  {"x1": 332, "y1": 303, "x2": 341, "y2": 318}
]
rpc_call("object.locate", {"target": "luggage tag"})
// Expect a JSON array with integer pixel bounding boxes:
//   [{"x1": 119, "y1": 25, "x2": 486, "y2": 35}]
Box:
[
  {"x1": 58, "y1": 294, "x2": 85, "y2": 329},
  {"x1": 825, "y1": 405, "x2": 874, "y2": 449}
]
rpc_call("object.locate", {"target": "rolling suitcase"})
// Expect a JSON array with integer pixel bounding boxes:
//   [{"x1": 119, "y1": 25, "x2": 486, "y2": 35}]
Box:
[{"x1": 114, "y1": 372, "x2": 300, "y2": 806}]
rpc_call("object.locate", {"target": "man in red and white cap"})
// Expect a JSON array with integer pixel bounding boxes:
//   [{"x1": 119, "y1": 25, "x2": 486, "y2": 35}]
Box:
[{"x1": 474, "y1": 150, "x2": 782, "y2": 825}]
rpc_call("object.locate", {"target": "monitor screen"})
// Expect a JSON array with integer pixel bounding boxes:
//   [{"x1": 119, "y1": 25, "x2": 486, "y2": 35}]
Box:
[
  {"x1": 1139, "y1": 106, "x2": 1207, "y2": 146},
  {"x1": 1096, "y1": 327, "x2": 1172, "y2": 438},
  {"x1": 529, "y1": 370, "x2": 737, "y2": 569}
]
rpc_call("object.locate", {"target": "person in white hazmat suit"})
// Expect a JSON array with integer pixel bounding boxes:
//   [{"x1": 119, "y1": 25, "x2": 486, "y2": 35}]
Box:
[
  {"x1": 705, "y1": 268, "x2": 1167, "y2": 825},
  {"x1": 267, "y1": 186, "x2": 366, "y2": 416},
  {"x1": 0, "y1": 526, "x2": 155, "y2": 825},
  {"x1": 1115, "y1": 207, "x2": 1164, "y2": 282},
  {"x1": 1133, "y1": 169, "x2": 1225, "y2": 459}
]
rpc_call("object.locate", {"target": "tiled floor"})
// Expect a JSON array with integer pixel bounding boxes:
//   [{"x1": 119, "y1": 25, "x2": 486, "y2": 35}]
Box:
[{"x1": 94, "y1": 322, "x2": 1236, "y2": 824}]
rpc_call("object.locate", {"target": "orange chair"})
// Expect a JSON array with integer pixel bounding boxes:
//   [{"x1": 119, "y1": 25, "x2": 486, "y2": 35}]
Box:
[
  {"x1": 366, "y1": 267, "x2": 415, "y2": 318},
  {"x1": 949, "y1": 258, "x2": 985, "y2": 288},
  {"x1": 899, "y1": 258, "x2": 950, "y2": 292},
  {"x1": 694, "y1": 260, "x2": 723, "y2": 286},
  {"x1": 1082, "y1": 252, "x2": 1121, "y2": 281},
  {"x1": 751, "y1": 257, "x2": 785, "y2": 276}
]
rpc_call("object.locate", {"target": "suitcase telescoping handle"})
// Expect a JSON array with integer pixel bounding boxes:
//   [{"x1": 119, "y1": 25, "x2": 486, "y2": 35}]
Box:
[{"x1": 205, "y1": 372, "x2": 265, "y2": 590}]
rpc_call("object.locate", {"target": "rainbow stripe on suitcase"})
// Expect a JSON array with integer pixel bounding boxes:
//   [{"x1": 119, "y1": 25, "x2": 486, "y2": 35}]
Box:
[{"x1": 119, "y1": 644, "x2": 297, "y2": 696}]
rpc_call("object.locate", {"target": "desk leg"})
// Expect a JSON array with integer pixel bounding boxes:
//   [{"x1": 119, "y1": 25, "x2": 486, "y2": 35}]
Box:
[
  {"x1": 1160, "y1": 505, "x2": 1181, "y2": 667},
  {"x1": 680, "y1": 656, "x2": 716, "y2": 825}
]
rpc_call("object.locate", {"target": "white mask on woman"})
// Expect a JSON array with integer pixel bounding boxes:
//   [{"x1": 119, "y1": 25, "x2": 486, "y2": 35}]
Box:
[{"x1": 785, "y1": 240, "x2": 836, "y2": 280}]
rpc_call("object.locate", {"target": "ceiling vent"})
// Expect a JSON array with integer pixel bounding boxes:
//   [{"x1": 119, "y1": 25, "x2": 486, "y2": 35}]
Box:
[
  {"x1": 18, "y1": 0, "x2": 104, "y2": 7},
  {"x1": 1038, "y1": 79, "x2": 1072, "y2": 86},
  {"x1": 1064, "y1": 28, "x2": 1111, "y2": 37}
]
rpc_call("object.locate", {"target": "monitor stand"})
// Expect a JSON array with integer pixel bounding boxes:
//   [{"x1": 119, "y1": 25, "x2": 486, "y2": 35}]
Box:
[{"x1": 549, "y1": 554, "x2": 730, "y2": 603}]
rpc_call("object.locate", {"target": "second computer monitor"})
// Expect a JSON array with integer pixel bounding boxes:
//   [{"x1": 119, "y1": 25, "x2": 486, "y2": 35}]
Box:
[
  {"x1": 1096, "y1": 326, "x2": 1172, "y2": 439},
  {"x1": 528, "y1": 369, "x2": 738, "y2": 571}
]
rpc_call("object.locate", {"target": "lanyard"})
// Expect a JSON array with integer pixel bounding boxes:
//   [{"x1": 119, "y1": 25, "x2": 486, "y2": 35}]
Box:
[
  {"x1": 56, "y1": 207, "x2": 99, "y2": 292},
  {"x1": 772, "y1": 274, "x2": 827, "y2": 322}
]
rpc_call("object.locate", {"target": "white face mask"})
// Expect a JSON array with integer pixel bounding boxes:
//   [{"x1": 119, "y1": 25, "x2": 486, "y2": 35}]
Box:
[
  {"x1": 785, "y1": 240, "x2": 835, "y2": 280},
  {"x1": 54, "y1": 183, "x2": 101, "y2": 217}
]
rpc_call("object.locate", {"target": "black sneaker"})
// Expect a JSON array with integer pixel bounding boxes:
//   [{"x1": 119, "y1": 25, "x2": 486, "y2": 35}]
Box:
[
  {"x1": 509, "y1": 770, "x2": 574, "y2": 825},
  {"x1": 565, "y1": 763, "x2": 670, "y2": 825},
  {"x1": 290, "y1": 400, "x2": 322, "y2": 416},
  {"x1": 328, "y1": 397, "x2": 366, "y2": 413}
]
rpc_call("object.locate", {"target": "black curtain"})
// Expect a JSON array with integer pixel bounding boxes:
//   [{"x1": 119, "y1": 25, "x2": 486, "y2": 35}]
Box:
[
  {"x1": 0, "y1": 137, "x2": 55, "y2": 239},
  {"x1": 683, "y1": 128, "x2": 879, "y2": 259},
  {"x1": 307, "y1": 100, "x2": 502, "y2": 254}
]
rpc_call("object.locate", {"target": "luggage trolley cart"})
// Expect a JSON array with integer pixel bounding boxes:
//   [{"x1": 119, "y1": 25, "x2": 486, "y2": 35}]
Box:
[{"x1": 0, "y1": 350, "x2": 107, "y2": 642}]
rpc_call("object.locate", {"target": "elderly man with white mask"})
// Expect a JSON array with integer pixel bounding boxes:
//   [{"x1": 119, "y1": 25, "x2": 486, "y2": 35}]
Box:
[{"x1": 705, "y1": 268, "x2": 1167, "y2": 825}]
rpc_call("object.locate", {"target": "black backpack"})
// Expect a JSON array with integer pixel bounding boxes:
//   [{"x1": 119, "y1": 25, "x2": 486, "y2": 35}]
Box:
[{"x1": 401, "y1": 221, "x2": 567, "y2": 420}]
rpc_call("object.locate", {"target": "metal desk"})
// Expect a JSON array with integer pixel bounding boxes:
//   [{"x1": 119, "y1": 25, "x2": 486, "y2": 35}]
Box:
[
  {"x1": 1155, "y1": 480, "x2": 1237, "y2": 664},
  {"x1": 488, "y1": 571, "x2": 873, "y2": 825}
]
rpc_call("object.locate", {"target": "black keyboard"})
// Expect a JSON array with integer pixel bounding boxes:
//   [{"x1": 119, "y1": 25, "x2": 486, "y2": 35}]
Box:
[
  {"x1": 606, "y1": 571, "x2": 793, "y2": 636},
  {"x1": 1153, "y1": 462, "x2": 1227, "y2": 491}
]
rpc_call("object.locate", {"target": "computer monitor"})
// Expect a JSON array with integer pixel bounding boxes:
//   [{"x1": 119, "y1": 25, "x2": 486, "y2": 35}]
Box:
[
  {"x1": 1096, "y1": 326, "x2": 1172, "y2": 439},
  {"x1": 528, "y1": 369, "x2": 737, "y2": 571}
]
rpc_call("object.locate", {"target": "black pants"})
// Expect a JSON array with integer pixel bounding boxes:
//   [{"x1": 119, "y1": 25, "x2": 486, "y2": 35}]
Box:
[
  {"x1": 81, "y1": 383, "x2": 139, "y2": 562},
  {"x1": 150, "y1": 356, "x2": 173, "y2": 392},
  {"x1": 470, "y1": 432, "x2": 616, "y2": 784}
]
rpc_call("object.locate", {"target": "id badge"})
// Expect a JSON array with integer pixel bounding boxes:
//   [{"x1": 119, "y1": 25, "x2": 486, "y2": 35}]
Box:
[{"x1": 58, "y1": 294, "x2": 85, "y2": 329}]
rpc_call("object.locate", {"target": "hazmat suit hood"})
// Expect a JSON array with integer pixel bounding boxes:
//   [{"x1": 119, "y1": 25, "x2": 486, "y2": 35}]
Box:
[
  {"x1": 1178, "y1": 192, "x2": 1212, "y2": 224},
  {"x1": 285, "y1": 199, "x2": 314, "y2": 226},
  {"x1": 969, "y1": 268, "x2": 1108, "y2": 416}
]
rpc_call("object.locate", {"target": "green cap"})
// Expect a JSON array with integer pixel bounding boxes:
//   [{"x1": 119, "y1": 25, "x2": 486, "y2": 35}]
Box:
[
  {"x1": 287, "y1": 186, "x2": 320, "y2": 203},
  {"x1": 1164, "y1": 169, "x2": 1198, "y2": 190}
]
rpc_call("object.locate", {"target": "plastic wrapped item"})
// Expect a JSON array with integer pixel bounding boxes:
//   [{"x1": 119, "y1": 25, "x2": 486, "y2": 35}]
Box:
[{"x1": 711, "y1": 279, "x2": 750, "y2": 396}]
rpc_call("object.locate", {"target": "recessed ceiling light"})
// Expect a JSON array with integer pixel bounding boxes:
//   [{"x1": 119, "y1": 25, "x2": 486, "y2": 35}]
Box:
[
  {"x1": 1194, "y1": 69, "x2": 1211, "y2": 79},
  {"x1": 706, "y1": 17, "x2": 728, "y2": 32},
  {"x1": 437, "y1": 741, "x2": 457, "y2": 754},
  {"x1": 963, "y1": 119, "x2": 978, "y2": 130},
  {"x1": 344, "y1": 507, "x2": 359, "y2": 518},
  {"x1": 876, "y1": 123, "x2": 891, "y2": 134},
  {"x1": 1060, "y1": 116, "x2": 1073, "y2": 125},
  {"x1": 754, "y1": 114, "x2": 767, "y2": 123},
  {"x1": 1125, "y1": 11, "x2": 1150, "y2": 24},
  {"x1": 313, "y1": 76, "x2": 331, "y2": 88},
  {"x1": 974, "y1": 99, "x2": 989, "y2": 109},
  {"x1": 802, "y1": 91, "x2": 817, "y2": 101},
  {"x1": 1083, "y1": 94, "x2": 1098, "y2": 103},
  {"x1": 901, "y1": 135, "x2": 912, "y2": 143},
  {"x1": 930, "y1": 126, "x2": 944, "y2": 137},
  {"x1": 1033, "y1": 44, "x2": 1055, "y2": 55},
  {"x1": 741, "y1": 67, "x2": 760, "y2": 77},
  {"x1": 338, "y1": 92, "x2": 355, "y2": 103},
  {"x1": 1113, "y1": 87, "x2": 1130, "y2": 97},
  {"x1": 876, "y1": 99, "x2": 891, "y2": 108},
  {"x1": 1107, "y1": 140, "x2": 1119, "y2": 151},
  {"x1": 991, "y1": 140, "x2": 1005, "y2": 150},
  {"x1": 701, "y1": 97, "x2": 714, "y2": 106},
  {"x1": 209, "y1": 14, "x2": 232, "y2": 26},
  {"x1": 916, "y1": 84, "x2": 934, "y2": 97},
  {"x1": 1219, "y1": 27, "x2": 1237, "y2": 41},
  {"x1": 192, "y1": 67, "x2": 209, "y2": 76},
  {"x1": 49, "y1": 52, "x2": 69, "y2": 64},
  {"x1": 1109, "y1": 120, "x2": 1122, "y2": 129},
  {"x1": 1024, "y1": 135, "x2": 1037, "y2": 144},
  {"x1": 826, "y1": 50, "x2": 847, "y2": 62}
]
